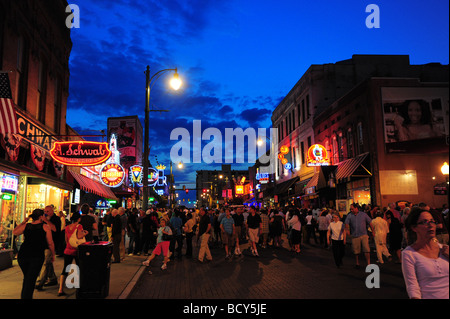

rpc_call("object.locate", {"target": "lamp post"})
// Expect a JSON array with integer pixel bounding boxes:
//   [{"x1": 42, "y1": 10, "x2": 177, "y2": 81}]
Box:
[
  {"x1": 143, "y1": 66, "x2": 182, "y2": 211},
  {"x1": 168, "y1": 161, "x2": 183, "y2": 209}
]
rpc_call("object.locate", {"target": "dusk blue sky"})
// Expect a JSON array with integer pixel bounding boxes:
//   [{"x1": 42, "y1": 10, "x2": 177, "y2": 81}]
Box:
[{"x1": 65, "y1": 0, "x2": 449, "y2": 204}]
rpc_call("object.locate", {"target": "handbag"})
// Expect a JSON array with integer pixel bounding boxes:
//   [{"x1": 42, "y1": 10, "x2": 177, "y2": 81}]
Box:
[
  {"x1": 161, "y1": 226, "x2": 173, "y2": 241},
  {"x1": 69, "y1": 226, "x2": 86, "y2": 248}
]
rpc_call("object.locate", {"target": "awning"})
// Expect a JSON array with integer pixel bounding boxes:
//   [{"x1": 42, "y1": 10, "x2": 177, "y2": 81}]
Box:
[
  {"x1": 69, "y1": 170, "x2": 118, "y2": 200},
  {"x1": 274, "y1": 176, "x2": 299, "y2": 195},
  {"x1": 335, "y1": 152, "x2": 371, "y2": 182},
  {"x1": 305, "y1": 172, "x2": 319, "y2": 189}
]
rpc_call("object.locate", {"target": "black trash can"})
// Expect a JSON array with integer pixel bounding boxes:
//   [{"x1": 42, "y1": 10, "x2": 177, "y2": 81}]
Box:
[{"x1": 76, "y1": 241, "x2": 113, "y2": 299}]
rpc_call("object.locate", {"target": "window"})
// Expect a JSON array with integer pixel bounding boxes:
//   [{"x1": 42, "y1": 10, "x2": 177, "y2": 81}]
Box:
[
  {"x1": 301, "y1": 100, "x2": 305, "y2": 124},
  {"x1": 38, "y1": 60, "x2": 48, "y2": 123},
  {"x1": 357, "y1": 122, "x2": 364, "y2": 153},
  {"x1": 300, "y1": 141, "x2": 305, "y2": 165},
  {"x1": 332, "y1": 136, "x2": 338, "y2": 163},
  {"x1": 17, "y1": 36, "x2": 29, "y2": 109},
  {"x1": 54, "y1": 77, "x2": 62, "y2": 134},
  {"x1": 292, "y1": 109, "x2": 295, "y2": 130},
  {"x1": 337, "y1": 132, "x2": 344, "y2": 162},
  {"x1": 347, "y1": 128, "x2": 354, "y2": 158},
  {"x1": 307, "y1": 136, "x2": 312, "y2": 149},
  {"x1": 306, "y1": 95, "x2": 311, "y2": 119}
]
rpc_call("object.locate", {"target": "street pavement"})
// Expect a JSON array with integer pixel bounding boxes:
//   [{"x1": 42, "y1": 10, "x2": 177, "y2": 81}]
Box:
[
  {"x1": 0, "y1": 234, "x2": 409, "y2": 302},
  {"x1": 129, "y1": 235, "x2": 409, "y2": 300},
  {"x1": 0, "y1": 249, "x2": 144, "y2": 300}
]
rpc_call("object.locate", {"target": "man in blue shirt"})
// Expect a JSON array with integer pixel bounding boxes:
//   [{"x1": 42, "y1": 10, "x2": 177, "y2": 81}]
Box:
[
  {"x1": 345, "y1": 203, "x2": 374, "y2": 269},
  {"x1": 220, "y1": 208, "x2": 235, "y2": 259}
]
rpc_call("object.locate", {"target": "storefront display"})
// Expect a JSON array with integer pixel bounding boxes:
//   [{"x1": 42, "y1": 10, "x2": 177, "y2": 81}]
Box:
[
  {"x1": 25, "y1": 184, "x2": 70, "y2": 216},
  {"x1": 0, "y1": 173, "x2": 19, "y2": 249}
]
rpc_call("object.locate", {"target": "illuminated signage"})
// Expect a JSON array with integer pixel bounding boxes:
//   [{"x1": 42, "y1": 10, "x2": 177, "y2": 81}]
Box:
[
  {"x1": 130, "y1": 165, "x2": 143, "y2": 186},
  {"x1": 284, "y1": 163, "x2": 292, "y2": 170},
  {"x1": 100, "y1": 163, "x2": 125, "y2": 187},
  {"x1": 235, "y1": 185, "x2": 244, "y2": 195},
  {"x1": 50, "y1": 141, "x2": 111, "y2": 167},
  {"x1": 280, "y1": 145, "x2": 289, "y2": 155},
  {"x1": 256, "y1": 173, "x2": 269, "y2": 184},
  {"x1": 1, "y1": 175, "x2": 18, "y2": 193},
  {"x1": 306, "y1": 144, "x2": 331, "y2": 167}
]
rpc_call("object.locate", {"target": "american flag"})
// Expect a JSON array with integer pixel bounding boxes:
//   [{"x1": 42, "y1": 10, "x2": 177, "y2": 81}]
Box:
[{"x1": 0, "y1": 72, "x2": 19, "y2": 136}]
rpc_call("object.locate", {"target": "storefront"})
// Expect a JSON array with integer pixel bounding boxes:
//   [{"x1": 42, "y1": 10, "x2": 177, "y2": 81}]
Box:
[{"x1": 0, "y1": 172, "x2": 19, "y2": 249}]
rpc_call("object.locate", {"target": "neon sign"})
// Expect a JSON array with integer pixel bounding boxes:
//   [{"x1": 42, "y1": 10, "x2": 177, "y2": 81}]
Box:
[
  {"x1": 100, "y1": 163, "x2": 125, "y2": 187},
  {"x1": 130, "y1": 165, "x2": 144, "y2": 186},
  {"x1": 50, "y1": 141, "x2": 111, "y2": 167},
  {"x1": 235, "y1": 185, "x2": 244, "y2": 195},
  {"x1": 1, "y1": 175, "x2": 18, "y2": 193},
  {"x1": 306, "y1": 144, "x2": 331, "y2": 166}
]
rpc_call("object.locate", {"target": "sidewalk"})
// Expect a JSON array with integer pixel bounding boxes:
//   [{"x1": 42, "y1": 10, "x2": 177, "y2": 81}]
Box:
[{"x1": 0, "y1": 252, "x2": 144, "y2": 299}]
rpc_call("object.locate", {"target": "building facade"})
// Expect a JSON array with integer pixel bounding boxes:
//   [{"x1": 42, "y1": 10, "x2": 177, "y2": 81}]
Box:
[
  {"x1": 0, "y1": 0, "x2": 74, "y2": 249},
  {"x1": 271, "y1": 55, "x2": 449, "y2": 210}
]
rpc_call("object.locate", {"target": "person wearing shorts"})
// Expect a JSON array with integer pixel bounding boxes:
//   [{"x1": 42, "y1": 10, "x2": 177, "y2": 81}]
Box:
[
  {"x1": 246, "y1": 207, "x2": 262, "y2": 257},
  {"x1": 345, "y1": 203, "x2": 374, "y2": 269},
  {"x1": 142, "y1": 219, "x2": 172, "y2": 273},
  {"x1": 220, "y1": 209, "x2": 235, "y2": 259}
]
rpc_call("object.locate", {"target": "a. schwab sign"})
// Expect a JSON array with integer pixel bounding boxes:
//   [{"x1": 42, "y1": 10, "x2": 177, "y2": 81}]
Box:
[{"x1": 50, "y1": 141, "x2": 111, "y2": 166}]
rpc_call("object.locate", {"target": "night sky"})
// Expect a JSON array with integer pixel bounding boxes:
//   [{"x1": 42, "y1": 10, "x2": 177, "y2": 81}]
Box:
[{"x1": 65, "y1": 0, "x2": 449, "y2": 205}]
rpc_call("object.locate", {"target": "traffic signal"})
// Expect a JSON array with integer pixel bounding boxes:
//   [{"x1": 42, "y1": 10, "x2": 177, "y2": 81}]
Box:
[
  {"x1": 186, "y1": 189, "x2": 189, "y2": 194},
  {"x1": 203, "y1": 189, "x2": 207, "y2": 193}
]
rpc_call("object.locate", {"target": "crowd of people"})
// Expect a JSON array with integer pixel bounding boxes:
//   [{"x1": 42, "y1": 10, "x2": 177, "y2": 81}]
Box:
[{"x1": 12, "y1": 200, "x2": 449, "y2": 299}]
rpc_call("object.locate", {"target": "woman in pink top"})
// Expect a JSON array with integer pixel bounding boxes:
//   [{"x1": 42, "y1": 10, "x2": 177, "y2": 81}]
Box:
[
  {"x1": 402, "y1": 207, "x2": 449, "y2": 299},
  {"x1": 57, "y1": 212, "x2": 88, "y2": 296}
]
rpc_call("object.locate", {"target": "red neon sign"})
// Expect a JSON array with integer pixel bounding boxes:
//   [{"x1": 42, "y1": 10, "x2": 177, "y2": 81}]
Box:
[
  {"x1": 50, "y1": 141, "x2": 111, "y2": 167},
  {"x1": 100, "y1": 163, "x2": 125, "y2": 187},
  {"x1": 306, "y1": 144, "x2": 331, "y2": 166}
]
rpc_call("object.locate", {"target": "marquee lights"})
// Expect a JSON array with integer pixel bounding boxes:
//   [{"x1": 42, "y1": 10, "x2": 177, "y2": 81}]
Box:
[{"x1": 50, "y1": 141, "x2": 111, "y2": 167}]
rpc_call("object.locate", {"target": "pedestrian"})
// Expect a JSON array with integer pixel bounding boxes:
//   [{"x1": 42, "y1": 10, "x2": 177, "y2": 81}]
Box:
[
  {"x1": 317, "y1": 210, "x2": 330, "y2": 248},
  {"x1": 269, "y1": 209, "x2": 284, "y2": 248},
  {"x1": 57, "y1": 211, "x2": 88, "y2": 296},
  {"x1": 247, "y1": 206, "x2": 262, "y2": 256},
  {"x1": 287, "y1": 209, "x2": 302, "y2": 254},
  {"x1": 232, "y1": 207, "x2": 244, "y2": 255},
  {"x1": 183, "y1": 212, "x2": 196, "y2": 258},
  {"x1": 260, "y1": 209, "x2": 270, "y2": 249},
  {"x1": 169, "y1": 209, "x2": 183, "y2": 260},
  {"x1": 111, "y1": 209, "x2": 122, "y2": 263},
  {"x1": 327, "y1": 213, "x2": 346, "y2": 268},
  {"x1": 142, "y1": 218, "x2": 173, "y2": 273},
  {"x1": 401, "y1": 207, "x2": 449, "y2": 299},
  {"x1": 35, "y1": 205, "x2": 60, "y2": 290},
  {"x1": 79, "y1": 203, "x2": 97, "y2": 242},
  {"x1": 305, "y1": 210, "x2": 318, "y2": 245},
  {"x1": 13, "y1": 209, "x2": 55, "y2": 299},
  {"x1": 386, "y1": 211, "x2": 403, "y2": 263},
  {"x1": 88, "y1": 207, "x2": 99, "y2": 241},
  {"x1": 220, "y1": 208, "x2": 235, "y2": 259},
  {"x1": 141, "y1": 209, "x2": 157, "y2": 255},
  {"x1": 127, "y1": 208, "x2": 139, "y2": 256},
  {"x1": 197, "y1": 208, "x2": 213, "y2": 263},
  {"x1": 345, "y1": 203, "x2": 374, "y2": 269},
  {"x1": 371, "y1": 210, "x2": 392, "y2": 263},
  {"x1": 118, "y1": 207, "x2": 127, "y2": 261}
]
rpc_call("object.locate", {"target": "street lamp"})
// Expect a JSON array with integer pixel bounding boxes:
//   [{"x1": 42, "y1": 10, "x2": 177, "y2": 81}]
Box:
[{"x1": 143, "y1": 66, "x2": 182, "y2": 211}]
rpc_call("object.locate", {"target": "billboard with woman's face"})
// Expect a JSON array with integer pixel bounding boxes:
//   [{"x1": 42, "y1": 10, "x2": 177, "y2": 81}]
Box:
[{"x1": 382, "y1": 87, "x2": 448, "y2": 153}]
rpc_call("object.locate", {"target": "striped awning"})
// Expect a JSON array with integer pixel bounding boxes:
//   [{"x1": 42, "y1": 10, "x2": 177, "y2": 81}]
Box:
[
  {"x1": 305, "y1": 172, "x2": 319, "y2": 189},
  {"x1": 335, "y1": 152, "x2": 371, "y2": 182},
  {"x1": 69, "y1": 170, "x2": 118, "y2": 200}
]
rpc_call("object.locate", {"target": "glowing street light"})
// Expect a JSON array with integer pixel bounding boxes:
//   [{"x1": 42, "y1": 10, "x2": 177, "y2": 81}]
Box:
[{"x1": 143, "y1": 66, "x2": 182, "y2": 211}]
